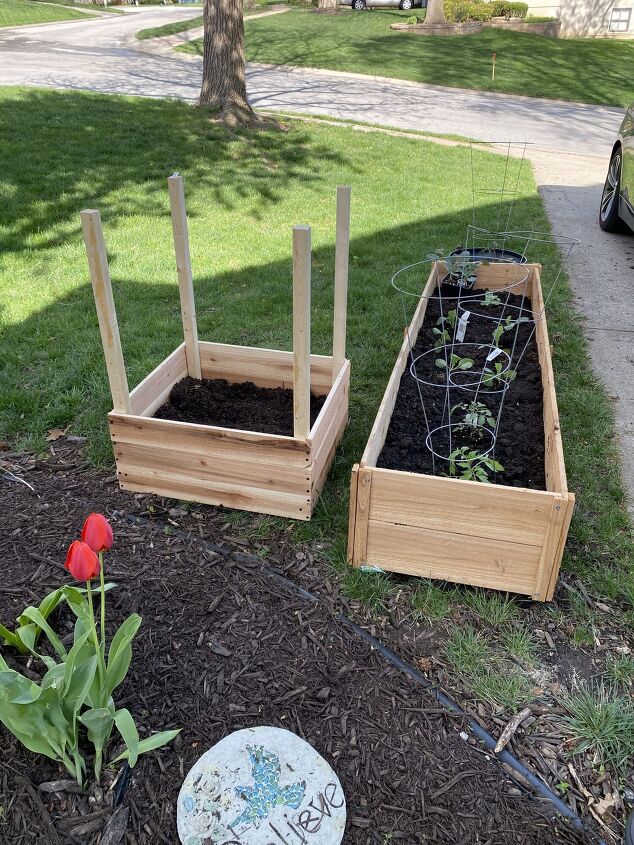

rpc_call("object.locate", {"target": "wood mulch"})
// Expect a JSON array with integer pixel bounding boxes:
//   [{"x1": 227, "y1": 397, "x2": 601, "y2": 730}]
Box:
[{"x1": 0, "y1": 442, "x2": 600, "y2": 844}]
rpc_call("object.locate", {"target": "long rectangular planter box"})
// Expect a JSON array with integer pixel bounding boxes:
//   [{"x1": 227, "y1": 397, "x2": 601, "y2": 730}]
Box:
[{"x1": 347, "y1": 262, "x2": 574, "y2": 601}]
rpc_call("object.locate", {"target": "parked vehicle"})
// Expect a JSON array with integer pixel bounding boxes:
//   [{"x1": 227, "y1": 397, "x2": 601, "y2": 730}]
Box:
[
  {"x1": 599, "y1": 103, "x2": 634, "y2": 233},
  {"x1": 340, "y1": 0, "x2": 424, "y2": 10}
]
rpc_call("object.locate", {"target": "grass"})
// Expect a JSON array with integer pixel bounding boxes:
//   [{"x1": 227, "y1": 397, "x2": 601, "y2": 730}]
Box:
[
  {"x1": 0, "y1": 0, "x2": 90, "y2": 26},
  {"x1": 604, "y1": 654, "x2": 634, "y2": 689},
  {"x1": 1, "y1": 87, "x2": 633, "y2": 717},
  {"x1": 410, "y1": 580, "x2": 456, "y2": 621},
  {"x1": 136, "y1": 13, "x2": 202, "y2": 39},
  {"x1": 563, "y1": 686, "x2": 634, "y2": 776},
  {"x1": 500, "y1": 624, "x2": 538, "y2": 664},
  {"x1": 461, "y1": 590, "x2": 518, "y2": 627},
  {"x1": 179, "y1": 8, "x2": 634, "y2": 108},
  {"x1": 135, "y1": 6, "x2": 266, "y2": 39},
  {"x1": 444, "y1": 625, "x2": 491, "y2": 675},
  {"x1": 444, "y1": 624, "x2": 532, "y2": 709}
]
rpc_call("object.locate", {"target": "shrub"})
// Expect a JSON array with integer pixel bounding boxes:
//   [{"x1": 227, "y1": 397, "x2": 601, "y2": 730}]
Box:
[
  {"x1": 490, "y1": 0, "x2": 528, "y2": 17},
  {"x1": 406, "y1": 14, "x2": 418, "y2": 23},
  {"x1": 444, "y1": 0, "x2": 495, "y2": 21}
]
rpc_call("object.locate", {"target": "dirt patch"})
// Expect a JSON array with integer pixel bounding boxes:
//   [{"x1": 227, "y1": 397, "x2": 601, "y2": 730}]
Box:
[
  {"x1": 0, "y1": 446, "x2": 596, "y2": 845},
  {"x1": 154, "y1": 376, "x2": 326, "y2": 437},
  {"x1": 378, "y1": 288, "x2": 545, "y2": 489}
]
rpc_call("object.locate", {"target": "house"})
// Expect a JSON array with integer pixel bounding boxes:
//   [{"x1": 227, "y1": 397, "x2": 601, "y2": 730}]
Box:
[{"x1": 526, "y1": 0, "x2": 634, "y2": 36}]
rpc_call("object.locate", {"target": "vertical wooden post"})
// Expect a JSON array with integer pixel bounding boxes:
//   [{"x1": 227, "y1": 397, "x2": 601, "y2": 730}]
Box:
[
  {"x1": 332, "y1": 185, "x2": 351, "y2": 381},
  {"x1": 168, "y1": 172, "x2": 202, "y2": 379},
  {"x1": 80, "y1": 210, "x2": 131, "y2": 414},
  {"x1": 293, "y1": 225, "x2": 311, "y2": 441}
]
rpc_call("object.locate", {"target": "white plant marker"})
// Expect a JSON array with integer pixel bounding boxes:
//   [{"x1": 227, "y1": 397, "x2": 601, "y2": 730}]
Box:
[{"x1": 177, "y1": 726, "x2": 346, "y2": 845}]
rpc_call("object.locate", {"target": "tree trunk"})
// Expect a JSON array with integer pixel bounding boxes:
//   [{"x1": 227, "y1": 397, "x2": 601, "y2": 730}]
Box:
[
  {"x1": 423, "y1": 0, "x2": 447, "y2": 24},
  {"x1": 199, "y1": 0, "x2": 255, "y2": 125}
]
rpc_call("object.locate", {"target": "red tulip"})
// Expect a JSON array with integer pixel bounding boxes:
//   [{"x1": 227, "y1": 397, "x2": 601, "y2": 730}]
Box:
[
  {"x1": 81, "y1": 513, "x2": 113, "y2": 553},
  {"x1": 65, "y1": 540, "x2": 101, "y2": 582}
]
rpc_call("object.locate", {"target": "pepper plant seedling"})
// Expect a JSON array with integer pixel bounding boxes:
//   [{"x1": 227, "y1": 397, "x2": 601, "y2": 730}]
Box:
[
  {"x1": 479, "y1": 292, "x2": 502, "y2": 307},
  {"x1": 432, "y1": 310, "x2": 458, "y2": 349},
  {"x1": 435, "y1": 353, "x2": 474, "y2": 372},
  {"x1": 448, "y1": 447, "x2": 504, "y2": 483},
  {"x1": 482, "y1": 362, "x2": 517, "y2": 385},
  {"x1": 452, "y1": 401, "x2": 495, "y2": 429},
  {"x1": 429, "y1": 250, "x2": 481, "y2": 289},
  {"x1": 492, "y1": 315, "x2": 530, "y2": 346}
]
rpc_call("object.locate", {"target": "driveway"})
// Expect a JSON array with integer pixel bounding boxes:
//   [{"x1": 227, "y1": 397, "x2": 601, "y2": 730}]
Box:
[{"x1": 0, "y1": 8, "x2": 632, "y2": 509}]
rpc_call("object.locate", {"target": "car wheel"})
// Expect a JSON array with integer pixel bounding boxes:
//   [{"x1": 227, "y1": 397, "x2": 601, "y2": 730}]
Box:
[
  {"x1": 400, "y1": 0, "x2": 413, "y2": 7},
  {"x1": 352, "y1": 0, "x2": 366, "y2": 9},
  {"x1": 599, "y1": 146, "x2": 626, "y2": 232}
]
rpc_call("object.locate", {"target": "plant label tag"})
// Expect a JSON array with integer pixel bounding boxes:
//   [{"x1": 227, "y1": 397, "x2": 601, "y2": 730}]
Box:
[
  {"x1": 456, "y1": 311, "x2": 470, "y2": 343},
  {"x1": 487, "y1": 348, "x2": 503, "y2": 362}
]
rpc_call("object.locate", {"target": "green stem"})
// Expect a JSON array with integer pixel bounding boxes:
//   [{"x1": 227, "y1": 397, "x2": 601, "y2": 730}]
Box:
[
  {"x1": 99, "y1": 551, "x2": 105, "y2": 659},
  {"x1": 86, "y1": 581, "x2": 106, "y2": 705}
]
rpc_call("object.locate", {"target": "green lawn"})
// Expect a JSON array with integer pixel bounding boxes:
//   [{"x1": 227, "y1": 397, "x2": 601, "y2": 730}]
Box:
[
  {"x1": 135, "y1": 6, "x2": 280, "y2": 39},
  {"x1": 1, "y1": 87, "x2": 632, "y2": 711},
  {"x1": 180, "y1": 8, "x2": 634, "y2": 108},
  {"x1": 0, "y1": 0, "x2": 90, "y2": 26},
  {"x1": 136, "y1": 12, "x2": 202, "y2": 39}
]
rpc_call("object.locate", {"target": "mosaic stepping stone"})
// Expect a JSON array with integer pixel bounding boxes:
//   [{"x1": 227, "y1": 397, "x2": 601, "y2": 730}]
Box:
[{"x1": 177, "y1": 726, "x2": 346, "y2": 845}]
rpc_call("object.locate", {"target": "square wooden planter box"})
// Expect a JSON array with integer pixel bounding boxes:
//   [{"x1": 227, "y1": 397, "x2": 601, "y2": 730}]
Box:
[
  {"x1": 82, "y1": 177, "x2": 352, "y2": 520},
  {"x1": 347, "y1": 262, "x2": 574, "y2": 601}
]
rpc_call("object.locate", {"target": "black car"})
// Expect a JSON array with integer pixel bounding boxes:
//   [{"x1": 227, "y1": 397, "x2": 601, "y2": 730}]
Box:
[{"x1": 600, "y1": 103, "x2": 634, "y2": 233}]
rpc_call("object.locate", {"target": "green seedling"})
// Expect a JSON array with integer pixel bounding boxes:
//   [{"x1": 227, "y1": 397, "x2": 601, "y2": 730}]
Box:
[
  {"x1": 492, "y1": 315, "x2": 530, "y2": 346},
  {"x1": 436, "y1": 353, "x2": 474, "y2": 372},
  {"x1": 432, "y1": 327, "x2": 451, "y2": 350},
  {"x1": 448, "y1": 447, "x2": 504, "y2": 483},
  {"x1": 429, "y1": 250, "x2": 480, "y2": 288},
  {"x1": 480, "y1": 292, "x2": 502, "y2": 307},
  {"x1": 452, "y1": 401, "x2": 495, "y2": 429},
  {"x1": 482, "y1": 362, "x2": 517, "y2": 386}
]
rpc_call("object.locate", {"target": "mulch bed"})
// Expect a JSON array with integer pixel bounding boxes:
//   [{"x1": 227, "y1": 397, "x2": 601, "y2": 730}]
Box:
[
  {"x1": 154, "y1": 377, "x2": 326, "y2": 436},
  {"x1": 0, "y1": 444, "x2": 598, "y2": 845},
  {"x1": 378, "y1": 288, "x2": 545, "y2": 489}
]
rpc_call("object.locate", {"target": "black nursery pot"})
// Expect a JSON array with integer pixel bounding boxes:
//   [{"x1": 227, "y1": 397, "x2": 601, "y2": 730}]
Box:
[
  {"x1": 450, "y1": 246, "x2": 527, "y2": 264},
  {"x1": 442, "y1": 272, "x2": 477, "y2": 290}
]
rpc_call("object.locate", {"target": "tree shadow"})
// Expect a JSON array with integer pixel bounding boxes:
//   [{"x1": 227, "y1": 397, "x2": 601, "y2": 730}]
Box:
[
  {"x1": 244, "y1": 9, "x2": 632, "y2": 108},
  {"x1": 0, "y1": 88, "x2": 352, "y2": 253}
]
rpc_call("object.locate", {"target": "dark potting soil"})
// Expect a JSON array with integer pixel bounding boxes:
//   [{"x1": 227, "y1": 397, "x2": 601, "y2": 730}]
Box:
[
  {"x1": 378, "y1": 287, "x2": 546, "y2": 489},
  {"x1": 154, "y1": 376, "x2": 326, "y2": 436},
  {"x1": 0, "y1": 445, "x2": 597, "y2": 845}
]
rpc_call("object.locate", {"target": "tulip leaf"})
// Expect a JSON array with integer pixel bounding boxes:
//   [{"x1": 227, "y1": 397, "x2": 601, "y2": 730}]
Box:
[
  {"x1": 61, "y1": 631, "x2": 95, "y2": 702},
  {"x1": 114, "y1": 708, "x2": 139, "y2": 768},
  {"x1": 80, "y1": 704, "x2": 115, "y2": 783},
  {"x1": 41, "y1": 663, "x2": 66, "y2": 690},
  {"x1": 111, "y1": 729, "x2": 181, "y2": 764},
  {"x1": 15, "y1": 624, "x2": 58, "y2": 670},
  {"x1": 17, "y1": 587, "x2": 64, "y2": 629},
  {"x1": 20, "y1": 608, "x2": 67, "y2": 660},
  {"x1": 0, "y1": 671, "x2": 75, "y2": 770},
  {"x1": 105, "y1": 614, "x2": 141, "y2": 698},
  {"x1": 0, "y1": 623, "x2": 18, "y2": 649}
]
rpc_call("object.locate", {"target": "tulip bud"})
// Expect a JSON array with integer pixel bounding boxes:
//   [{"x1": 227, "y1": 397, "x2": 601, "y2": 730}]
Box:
[
  {"x1": 65, "y1": 540, "x2": 101, "y2": 582},
  {"x1": 81, "y1": 513, "x2": 114, "y2": 553}
]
